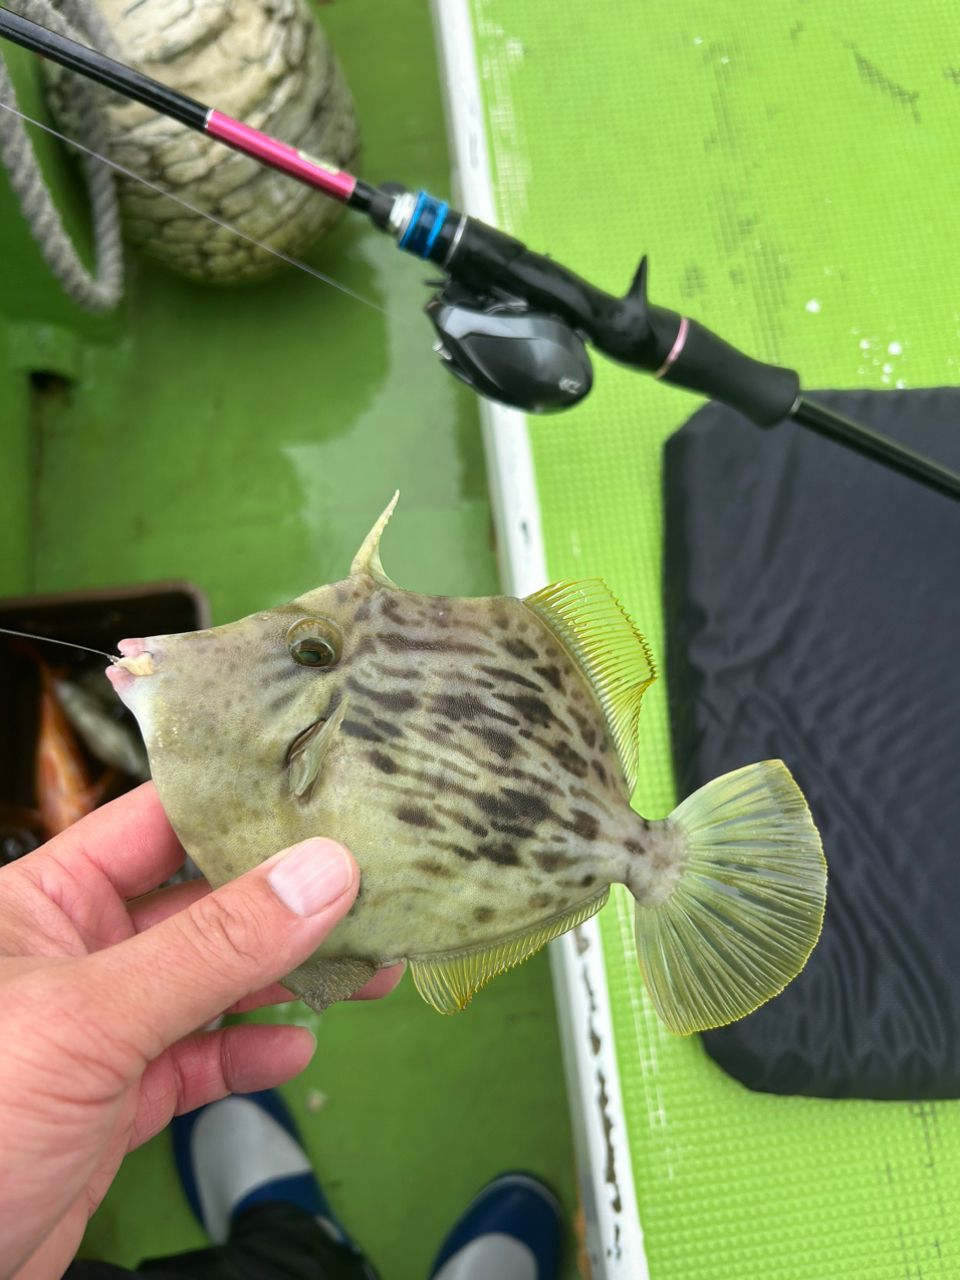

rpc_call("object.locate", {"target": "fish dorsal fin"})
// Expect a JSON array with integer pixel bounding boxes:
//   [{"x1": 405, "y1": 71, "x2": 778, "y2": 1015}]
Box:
[
  {"x1": 410, "y1": 889, "x2": 609, "y2": 1014},
  {"x1": 350, "y1": 492, "x2": 399, "y2": 587},
  {"x1": 286, "y1": 699, "x2": 348, "y2": 800},
  {"x1": 524, "y1": 579, "x2": 655, "y2": 794}
]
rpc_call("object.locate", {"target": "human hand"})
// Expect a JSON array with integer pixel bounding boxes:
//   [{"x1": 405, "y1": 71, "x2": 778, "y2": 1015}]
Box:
[{"x1": 0, "y1": 783, "x2": 400, "y2": 1280}]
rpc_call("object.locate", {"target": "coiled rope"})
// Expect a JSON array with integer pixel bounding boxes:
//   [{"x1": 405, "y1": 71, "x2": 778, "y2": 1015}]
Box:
[{"x1": 0, "y1": 0, "x2": 122, "y2": 312}]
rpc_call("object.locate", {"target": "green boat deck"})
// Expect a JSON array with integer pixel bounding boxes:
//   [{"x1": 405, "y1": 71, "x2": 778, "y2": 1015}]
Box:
[
  {"x1": 0, "y1": 2, "x2": 578, "y2": 1275},
  {"x1": 8, "y1": 1, "x2": 960, "y2": 1276},
  {"x1": 462, "y1": 1, "x2": 960, "y2": 1277}
]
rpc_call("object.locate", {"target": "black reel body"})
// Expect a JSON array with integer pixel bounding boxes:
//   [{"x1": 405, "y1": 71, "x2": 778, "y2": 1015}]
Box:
[{"x1": 425, "y1": 284, "x2": 593, "y2": 414}]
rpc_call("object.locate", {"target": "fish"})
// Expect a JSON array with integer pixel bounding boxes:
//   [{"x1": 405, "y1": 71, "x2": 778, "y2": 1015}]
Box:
[
  {"x1": 35, "y1": 660, "x2": 112, "y2": 836},
  {"x1": 106, "y1": 495, "x2": 826, "y2": 1033},
  {"x1": 53, "y1": 675, "x2": 150, "y2": 781}
]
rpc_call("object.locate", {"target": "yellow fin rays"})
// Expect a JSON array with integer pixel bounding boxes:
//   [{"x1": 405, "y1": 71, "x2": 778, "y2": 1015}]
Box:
[
  {"x1": 410, "y1": 889, "x2": 610, "y2": 1014},
  {"x1": 525, "y1": 579, "x2": 655, "y2": 794},
  {"x1": 636, "y1": 760, "x2": 827, "y2": 1035}
]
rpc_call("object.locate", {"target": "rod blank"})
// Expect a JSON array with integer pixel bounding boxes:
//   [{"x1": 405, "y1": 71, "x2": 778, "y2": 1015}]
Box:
[
  {"x1": 0, "y1": 5, "x2": 208, "y2": 129},
  {"x1": 791, "y1": 397, "x2": 960, "y2": 502}
]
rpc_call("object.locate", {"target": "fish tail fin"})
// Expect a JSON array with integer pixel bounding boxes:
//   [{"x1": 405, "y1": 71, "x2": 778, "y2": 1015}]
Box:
[{"x1": 628, "y1": 760, "x2": 826, "y2": 1035}]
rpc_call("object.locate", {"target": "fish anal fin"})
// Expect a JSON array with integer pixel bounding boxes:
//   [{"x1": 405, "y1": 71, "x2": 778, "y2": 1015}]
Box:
[
  {"x1": 410, "y1": 889, "x2": 609, "y2": 1014},
  {"x1": 524, "y1": 579, "x2": 656, "y2": 794}
]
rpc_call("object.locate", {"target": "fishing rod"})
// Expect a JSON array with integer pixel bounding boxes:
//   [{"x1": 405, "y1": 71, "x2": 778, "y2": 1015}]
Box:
[{"x1": 1, "y1": 7, "x2": 958, "y2": 503}]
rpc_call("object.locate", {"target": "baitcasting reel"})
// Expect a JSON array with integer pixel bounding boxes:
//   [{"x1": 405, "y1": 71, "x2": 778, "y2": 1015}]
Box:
[{"x1": 425, "y1": 283, "x2": 593, "y2": 414}]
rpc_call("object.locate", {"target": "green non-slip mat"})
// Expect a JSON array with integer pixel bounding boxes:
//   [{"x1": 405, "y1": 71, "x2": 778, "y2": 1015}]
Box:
[{"x1": 467, "y1": 1, "x2": 960, "y2": 1276}]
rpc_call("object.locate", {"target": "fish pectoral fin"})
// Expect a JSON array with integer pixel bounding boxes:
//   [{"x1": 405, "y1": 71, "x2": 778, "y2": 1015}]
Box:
[
  {"x1": 286, "y1": 699, "x2": 349, "y2": 800},
  {"x1": 282, "y1": 955, "x2": 378, "y2": 1013},
  {"x1": 524, "y1": 579, "x2": 656, "y2": 795},
  {"x1": 410, "y1": 890, "x2": 610, "y2": 1015}
]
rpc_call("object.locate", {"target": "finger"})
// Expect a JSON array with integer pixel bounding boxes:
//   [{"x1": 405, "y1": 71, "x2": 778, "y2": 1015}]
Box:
[
  {"x1": 129, "y1": 883, "x2": 295, "y2": 1025},
  {"x1": 129, "y1": 1023, "x2": 316, "y2": 1152},
  {"x1": 227, "y1": 982, "x2": 296, "y2": 1014},
  {"x1": 11, "y1": 1201, "x2": 89, "y2": 1280},
  {"x1": 130, "y1": 892, "x2": 400, "y2": 1011},
  {"x1": 129, "y1": 880, "x2": 296, "y2": 1008},
  {"x1": 352, "y1": 963, "x2": 405, "y2": 1000},
  {"x1": 75, "y1": 837, "x2": 359, "y2": 1066},
  {"x1": 228, "y1": 963, "x2": 405, "y2": 1014},
  {"x1": 129, "y1": 878, "x2": 210, "y2": 933},
  {"x1": 34, "y1": 783, "x2": 185, "y2": 900}
]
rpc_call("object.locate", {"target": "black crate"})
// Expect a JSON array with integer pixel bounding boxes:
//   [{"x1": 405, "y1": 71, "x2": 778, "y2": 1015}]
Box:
[{"x1": 0, "y1": 583, "x2": 209, "y2": 861}]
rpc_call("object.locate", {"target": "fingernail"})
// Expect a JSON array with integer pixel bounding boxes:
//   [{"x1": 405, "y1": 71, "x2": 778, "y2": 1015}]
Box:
[{"x1": 268, "y1": 839, "x2": 355, "y2": 916}]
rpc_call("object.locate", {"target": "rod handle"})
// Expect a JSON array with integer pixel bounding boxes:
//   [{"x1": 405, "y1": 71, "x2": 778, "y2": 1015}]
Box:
[{"x1": 657, "y1": 316, "x2": 800, "y2": 426}]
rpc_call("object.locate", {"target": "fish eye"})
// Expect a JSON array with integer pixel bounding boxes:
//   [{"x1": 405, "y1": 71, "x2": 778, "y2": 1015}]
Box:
[
  {"x1": 292, "y1": 636, "x2": 337, "y2": 667},
  {"x1": 287, "y1": 619, "x2": 341, "y2": 669}
]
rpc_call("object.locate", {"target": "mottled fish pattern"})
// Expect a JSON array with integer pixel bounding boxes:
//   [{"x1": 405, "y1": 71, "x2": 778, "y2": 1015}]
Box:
[
  {"x1": 301, "y1": 579, "x2": 657, "y2": 950},
  {"x1": 111, "y1": 497, "x2": 826, "y2": 1031}
]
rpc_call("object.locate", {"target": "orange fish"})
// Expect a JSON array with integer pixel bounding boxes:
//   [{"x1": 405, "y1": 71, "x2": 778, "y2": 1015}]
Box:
[{"x1": 34, "y1": 661, "x2": 110, "y2": 837}]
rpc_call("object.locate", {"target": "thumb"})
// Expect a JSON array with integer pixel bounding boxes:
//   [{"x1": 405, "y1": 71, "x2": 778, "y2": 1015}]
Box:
[{"x1": 79, "y1": 837, "x2": 358, "y2": 1061}]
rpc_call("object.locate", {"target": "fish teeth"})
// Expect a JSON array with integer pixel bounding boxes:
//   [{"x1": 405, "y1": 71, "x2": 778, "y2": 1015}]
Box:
[{"x1": 116, "y1": 653, "x2": 155, "y2": 676}]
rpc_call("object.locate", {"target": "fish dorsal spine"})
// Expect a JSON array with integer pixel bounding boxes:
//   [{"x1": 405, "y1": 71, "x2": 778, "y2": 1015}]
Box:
[
  {"x1": 350, "y1": 491, "x2": 400, "y2": 587},
  {"x1": 524, "y1": 579, "x2": 656, "y2": 795}
]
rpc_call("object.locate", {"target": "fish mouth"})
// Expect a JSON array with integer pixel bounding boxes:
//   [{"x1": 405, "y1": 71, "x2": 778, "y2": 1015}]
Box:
[{"x1": 106, "y1": 637, "x2": 158, "y2": 698}]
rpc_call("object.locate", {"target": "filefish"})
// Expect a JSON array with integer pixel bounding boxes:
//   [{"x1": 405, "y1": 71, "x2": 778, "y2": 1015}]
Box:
[
  {"x1": 35, "y1": 661, "x2": 112, "y2": 836},
  {"x1": 107, "y1": 496, "x2": 826, "y2": 1033},
  {"x1": 53, "y1": 676, "x2": 150, "y2": 782}
]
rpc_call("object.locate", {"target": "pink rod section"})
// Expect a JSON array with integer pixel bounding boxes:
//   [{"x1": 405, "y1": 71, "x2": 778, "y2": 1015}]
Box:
[{"x1": 206, "y1": 110, "x2": 357, "y2": 203}]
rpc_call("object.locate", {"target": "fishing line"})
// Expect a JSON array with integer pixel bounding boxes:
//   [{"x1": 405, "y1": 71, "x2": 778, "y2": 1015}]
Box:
[
  {"x1": 0, "y1": 625, "x2": 119, "y2": 661},
  {"x1": 0, "y1": 99, "x2": 392, "y2": 316},
  {"x1": 1, "y1": 6, "x2": 958, "y2": 499}
]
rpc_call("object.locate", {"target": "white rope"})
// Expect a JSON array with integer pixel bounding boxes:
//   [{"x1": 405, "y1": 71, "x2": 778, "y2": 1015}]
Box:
[{"x1": 0, "y1": 0, "x2": 122, "y2": 312}]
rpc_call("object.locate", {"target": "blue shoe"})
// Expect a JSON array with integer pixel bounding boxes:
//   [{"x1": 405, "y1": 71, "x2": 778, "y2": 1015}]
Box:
[
  {"x1": 171, "y1": 1088, "x2": 356, "y2": 1253},
  {"x1": 429, "y1": 1172, "x2": 563, "y2": 1280}
]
